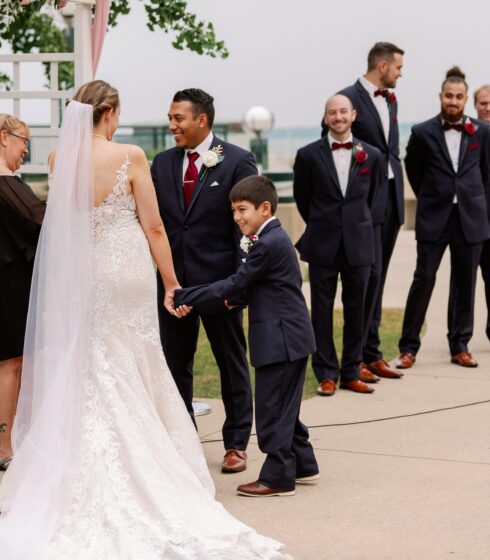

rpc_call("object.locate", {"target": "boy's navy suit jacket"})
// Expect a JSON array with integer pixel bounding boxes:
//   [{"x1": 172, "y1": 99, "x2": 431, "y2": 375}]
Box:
[{"x1": 174, "y1": 219, "x2": 316, "y2": 368}]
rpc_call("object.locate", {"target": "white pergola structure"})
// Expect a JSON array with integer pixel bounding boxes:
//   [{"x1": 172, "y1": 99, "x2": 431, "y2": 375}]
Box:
[{"x1": 0, "y1": 0, "x2": 95, "y2": 175}]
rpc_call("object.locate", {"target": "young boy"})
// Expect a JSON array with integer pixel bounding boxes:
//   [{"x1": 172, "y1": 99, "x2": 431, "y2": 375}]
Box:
[{"x1": 174, "y1": 175, "x2": 319, "y2": 497}]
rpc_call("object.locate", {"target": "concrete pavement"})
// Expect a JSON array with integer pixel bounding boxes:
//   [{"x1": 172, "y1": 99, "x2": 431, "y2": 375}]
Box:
[{"x1": 197, "y1": 230, "x2": 490, "y2": 559}]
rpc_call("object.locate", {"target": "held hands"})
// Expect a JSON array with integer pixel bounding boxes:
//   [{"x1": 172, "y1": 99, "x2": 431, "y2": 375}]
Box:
[{"x1": 164, "y1": 287, "x2": 192, "y2": 318}]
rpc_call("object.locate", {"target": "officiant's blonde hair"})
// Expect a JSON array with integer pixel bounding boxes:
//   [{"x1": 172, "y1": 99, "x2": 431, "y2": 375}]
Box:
[
  {"x1": 0, "y1": 114, "x2": 29, "y2": 137},
  {"x1": 73, "y1": 80, "x2": 120, "y2": 125}
]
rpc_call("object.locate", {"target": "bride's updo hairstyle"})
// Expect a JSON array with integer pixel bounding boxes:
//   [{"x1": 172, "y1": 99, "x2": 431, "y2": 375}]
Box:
[
  {"x1": 72, "y1": 80, "x2": 120, "y2": 125},
  {"x1": 442, "y1": 66, "x2": 468, "y2": 91}
]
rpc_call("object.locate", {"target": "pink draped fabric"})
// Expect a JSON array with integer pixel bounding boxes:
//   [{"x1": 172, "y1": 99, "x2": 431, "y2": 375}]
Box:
[{"x1": 92, "y1": 0, "x2": 112, "y2": 75}]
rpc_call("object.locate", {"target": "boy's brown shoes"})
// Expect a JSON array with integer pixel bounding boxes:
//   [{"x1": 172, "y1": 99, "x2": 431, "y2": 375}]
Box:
[{"x1": 236, "y1": 481, "x2": 295, "y2": 497}]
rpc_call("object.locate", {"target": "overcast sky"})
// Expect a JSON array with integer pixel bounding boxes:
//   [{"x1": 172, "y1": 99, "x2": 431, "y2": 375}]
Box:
[{"x1": 2, "y1": 0, "x2": 490, "y2": 127}]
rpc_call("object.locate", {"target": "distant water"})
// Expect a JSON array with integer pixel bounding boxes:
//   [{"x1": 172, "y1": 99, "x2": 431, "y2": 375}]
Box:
[{"x1": 250, "y1": 124, "x2": 413, "y2": 171}]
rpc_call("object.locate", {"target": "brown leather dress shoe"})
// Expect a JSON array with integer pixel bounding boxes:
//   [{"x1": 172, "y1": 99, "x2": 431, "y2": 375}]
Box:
[
  {"x1": 317, "y1": 379, "x2": 336, "y2": 396},
  {"x1": 236, "y1": 481, "x2": 295, "y2": 497},
  {"x1": 367, "y1": 359, "x2": 404, "y2": 378},
  {"x1": 222, "y1": 449, "x2": 247, "y2": 473},
  {"x1": 395, "y1": 353, "x2": 416, "y2": 369},
  {"x1": 359, "y1": 362, "x2": 380, "y2": 383},
  {"x1": 339, "y1": 379, "x2": 374, "y2": 393},
  {"x1": 451, "y1": 352, "x2": 478, "y2": 368}
]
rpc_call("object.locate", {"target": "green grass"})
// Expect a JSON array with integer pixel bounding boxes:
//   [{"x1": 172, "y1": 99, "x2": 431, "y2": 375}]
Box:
[{"x1": 193, "y1": 308, "x2": 405, "y2": 400}]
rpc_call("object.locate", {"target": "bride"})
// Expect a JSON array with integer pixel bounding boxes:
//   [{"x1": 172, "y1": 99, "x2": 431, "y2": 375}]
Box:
[{"x1": 0, "y1": 80, "x2": 291, "y2": 560}]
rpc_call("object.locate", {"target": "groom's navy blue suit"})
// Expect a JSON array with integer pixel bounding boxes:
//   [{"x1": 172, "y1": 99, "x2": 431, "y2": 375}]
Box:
[
  {"x1": 174, "y1": 219, "x2": 318, "y2": 491},
  {"x1": 323, "y1": 80, "x2": 404, "y2": 365},
  {"x1": 151, "y1": 135, "x2": 256, "y2": 450},
  {"x1": 399, "y1": 116, "x2": 490, "y2": 355},
  {"x1": 294, "y1": 136, "x2": 382, "y2": 382}
]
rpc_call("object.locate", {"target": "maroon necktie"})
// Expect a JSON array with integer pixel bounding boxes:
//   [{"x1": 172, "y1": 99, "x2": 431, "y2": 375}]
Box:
[
  {"x1": 183, "y1": 151, "x2": 200, "y2": 209},
  {"x1": 331, "y1": 141, "x2": 353, "y2": 151},
  {"x1": 374, "y1": 89, "x2": 389, "y2": 98},
  {"x1": 443, "y1": 122, "x2": 463, "y2": 132}
]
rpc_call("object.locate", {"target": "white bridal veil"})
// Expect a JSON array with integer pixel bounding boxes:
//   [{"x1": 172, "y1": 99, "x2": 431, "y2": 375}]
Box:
[{"x1": 0, "y1": 101, "x2": 94, "y2": 558}]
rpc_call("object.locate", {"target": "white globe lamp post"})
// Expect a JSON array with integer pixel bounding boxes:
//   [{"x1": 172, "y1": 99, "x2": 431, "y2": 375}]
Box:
[{"x1": 243, "y1": 106, "x2": 274, "y2": 171}]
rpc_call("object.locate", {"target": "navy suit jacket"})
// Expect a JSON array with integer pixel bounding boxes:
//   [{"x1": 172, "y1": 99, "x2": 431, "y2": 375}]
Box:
[
  {"x1": 405, "y1": 115, "x2": 490, "y2": 244},
  {"x1": 293, "y1": 136, "x2": 382, "y2": 267},
  {"x1": 174, "y1": 219, "x2": 316, "y2": 369},
  {"x1": 151, "y1": 135, "x2": 257, "y2": 288},
  {"x1": 322, "y1": 80, "x2": 404, "y2": 226}
]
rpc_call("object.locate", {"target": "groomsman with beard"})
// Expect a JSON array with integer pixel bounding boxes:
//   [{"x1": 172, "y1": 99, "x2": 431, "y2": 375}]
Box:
[
  {"x1": 151, "y1": 89, "x2": 256, "y2": 472},
  {"x1": 324, "y1": 42, "x2": 405, "y2": 383},
  {"x1": 295, "y1": 95, "x2": 383, "y2": 395},
  {"x1": 396, "y1": 67, "x2": 490, "y2": 369}
]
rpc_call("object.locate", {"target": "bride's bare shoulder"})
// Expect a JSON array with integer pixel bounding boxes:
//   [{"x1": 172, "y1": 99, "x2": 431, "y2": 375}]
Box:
[{"x1": 106, "y1": 142, "x2": 146, "y2": 164}]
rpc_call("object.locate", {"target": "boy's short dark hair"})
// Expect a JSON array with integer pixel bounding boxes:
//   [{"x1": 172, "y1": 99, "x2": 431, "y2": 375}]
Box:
[
  {"x1": 172, "y1": 88, "x2": 215, "y2": 127},
  {"x1": 230, "y1": 176, "x2": 278, "y2": 214}
]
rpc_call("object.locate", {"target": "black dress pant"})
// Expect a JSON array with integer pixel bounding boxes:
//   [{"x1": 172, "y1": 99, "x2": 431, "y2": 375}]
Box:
[
  {"x1": 400, "y1": 206, "x2": 482, "y2": 356},
  {"x1": 159, "y1": 301, "x2": 252, "y2": 451},
  {"x1": 363, "y1": 182, "x2": 401, "y2": 363},
  {"x1": 448, "y1": 238, "x2": 490, "y2": 341},
  {"x1": 256, "y1": 357, "x2": 318, "y2": 491},
  {"x1": 310, "y1": 243, "x2": 371, "y2": 383},
  {"x1": 481, "y1": 240, "x2": 490, "y2": 339}
]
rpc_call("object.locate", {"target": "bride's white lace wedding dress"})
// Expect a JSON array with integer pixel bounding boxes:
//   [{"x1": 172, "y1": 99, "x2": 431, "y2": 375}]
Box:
[{"x1": 40, "y1": 158, "x2": 291, "y2": 559}]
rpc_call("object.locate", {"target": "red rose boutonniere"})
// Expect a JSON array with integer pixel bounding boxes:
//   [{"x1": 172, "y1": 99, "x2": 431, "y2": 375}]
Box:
[
  {"x1": 464, "y1": 117, "x2": 477, "y2": 136},
  {"x1": 353, "y1": 143, "x2": 368, "y2": 165},
  {"x1": 389, "y1": 92, "x2": 396, "y2": 104}
]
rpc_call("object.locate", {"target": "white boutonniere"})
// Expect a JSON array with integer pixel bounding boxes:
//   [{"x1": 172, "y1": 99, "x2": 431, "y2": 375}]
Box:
[
  {"x1": 240, "y1": 234, "x2": 258, "y2": 254},
  {"x1": 199, "y1": 145, "x2": 225, "y2": 182}
]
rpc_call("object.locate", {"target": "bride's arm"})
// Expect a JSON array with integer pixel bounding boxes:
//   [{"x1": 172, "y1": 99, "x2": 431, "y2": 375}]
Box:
[{"x1": 129, "y1": 146, "x2": 185, "y2": 317}]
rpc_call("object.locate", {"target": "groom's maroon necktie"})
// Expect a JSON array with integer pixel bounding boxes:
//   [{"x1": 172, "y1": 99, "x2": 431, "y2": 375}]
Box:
[{"x1": 183, "y1": 151, "x2": 200, "y2": 209}]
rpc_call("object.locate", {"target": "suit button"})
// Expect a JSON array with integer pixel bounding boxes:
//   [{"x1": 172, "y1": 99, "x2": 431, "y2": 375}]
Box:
[{"x1": 183, "y1": 226, "x2": 189, "y2": 231}]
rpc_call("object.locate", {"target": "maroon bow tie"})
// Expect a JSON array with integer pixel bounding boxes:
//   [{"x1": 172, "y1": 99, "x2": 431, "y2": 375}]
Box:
[
  {"x1": 331, "y1": 141, "x2": 353, "y2": 151},
  {"x1": 374, "y1": 89, "x2": 389, "y2": 98},
  {"x1": 443, "y1": 122, "x2": 463, "y2": 132}
]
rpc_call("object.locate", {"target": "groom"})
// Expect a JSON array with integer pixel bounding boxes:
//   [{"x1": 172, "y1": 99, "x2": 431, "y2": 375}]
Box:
[{"x1": 151, "y1": 89, "x2": 257, "y2": 472}]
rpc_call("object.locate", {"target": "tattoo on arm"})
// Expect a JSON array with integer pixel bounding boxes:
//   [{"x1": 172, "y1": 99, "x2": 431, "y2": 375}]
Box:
[{"x1": 0, "y1": 423, "x2": 7, "y2": 433}]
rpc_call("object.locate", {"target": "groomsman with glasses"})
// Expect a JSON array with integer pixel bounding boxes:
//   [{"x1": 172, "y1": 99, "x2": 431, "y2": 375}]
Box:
[
  {"x1": 396, "y1": 68, "x2": 490, "y2": 369},
  {"x1": 324, "y1": 42, "x2": 405, "y2": 383}
]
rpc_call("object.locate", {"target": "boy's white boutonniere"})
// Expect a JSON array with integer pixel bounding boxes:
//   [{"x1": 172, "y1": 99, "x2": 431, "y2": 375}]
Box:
[
  {"x1": 240, "y1": 234, "x2": 258, "y2": 254},
  {"x1": 199, "y1": 145, "x2": 225, "y2": 182}
]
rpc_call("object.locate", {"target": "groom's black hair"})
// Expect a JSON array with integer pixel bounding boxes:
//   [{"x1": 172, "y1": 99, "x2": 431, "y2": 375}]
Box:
[
  {"x1": 173, "y1": 88, "x2": 215, "y2": 127},
  {"x1": 230, "y1": 176, "x2": 278, "y2": 214}
]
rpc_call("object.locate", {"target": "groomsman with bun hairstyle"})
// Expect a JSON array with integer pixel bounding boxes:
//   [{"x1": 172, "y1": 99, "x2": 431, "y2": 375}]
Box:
[
  {"x1": 327, "y1": 41, "x2": 405, "y2": 383},
  {"x1": 396, "y1": 67, "x2": 490, "y2": 369},
  {"x1": 296, "y1": 94, "x2": 383, "y2": 396}
]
